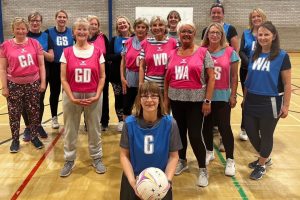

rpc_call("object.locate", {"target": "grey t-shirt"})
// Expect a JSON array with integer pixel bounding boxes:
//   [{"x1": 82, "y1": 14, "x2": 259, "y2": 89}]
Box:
[{"x1": 120, "y1": 116, "x2": 182, "y2": 152}]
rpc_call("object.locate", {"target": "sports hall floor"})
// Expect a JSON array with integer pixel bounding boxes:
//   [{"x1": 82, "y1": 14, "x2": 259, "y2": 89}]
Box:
[{"x1": 0, "y1": 53, "x2": 299, "y2": 200}]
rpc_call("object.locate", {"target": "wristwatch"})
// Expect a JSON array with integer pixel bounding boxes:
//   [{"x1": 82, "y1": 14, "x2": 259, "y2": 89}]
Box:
[{"x1": 203, "y1": 99, "x2": 211, "y2": 104}]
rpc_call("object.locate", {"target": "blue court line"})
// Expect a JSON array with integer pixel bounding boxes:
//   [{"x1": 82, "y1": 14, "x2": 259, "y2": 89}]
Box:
[{"x1": 213, "y1": 143, "x2": 249, "y2": 200}]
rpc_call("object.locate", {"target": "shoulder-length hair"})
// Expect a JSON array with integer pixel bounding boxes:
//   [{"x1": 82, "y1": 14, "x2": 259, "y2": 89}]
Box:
[
  {"x1": 249, "y1": 8, "x2": 267, "y2": 31},
  {"x1": 201, "y1": 22, "x2": 228, "y2": 49},
  {"x1": 133, "y1": 82, "x2": 165, "y2": 119},
  {"x1": 167, "y1": 10, "x2": 181, "y2": 27},
  {"x1": 115, "y1": 16, "x2": 134, "y2": 36},
  {"x1": 87, "y1": 15, "x2": 101, "y2": 35},
  {"x1": 252, "y1": 21, "x2": 280, "y2": 61}
]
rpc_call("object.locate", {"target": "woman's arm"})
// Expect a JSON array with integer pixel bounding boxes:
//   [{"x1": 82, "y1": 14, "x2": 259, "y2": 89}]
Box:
[
  {"x1": 60, "y1": 62, "x2": 82, "y2": 105},
  {"x1": 164, "y1": 77, "x2": 170, "y2": 114},
  {"x1": 44, "y1": 49, "x2": 54, "y2": 62},
  {"x1": 279, "y1": 69, "x2": 291, "y2": 118},
  {"x1": 230, "y1": 36, "x2": 240, "y2": 52},
  {"x1": 38, "y1": 54, "x2": 46, "y2": 92},
  {"x1": 0, "y1": 58, "x2": 8, "y2": 97},
  {"x1": 139, "y1": 59, "x2": 145, "y2": 87},
  {"x1": 164, "y1": 151, "x2": 179, "y2": 182},
  {"x1": 202, "y1": 67, "x2": 215, "y2": 116},
  {"x1": 229, "y1": 61, "x2": 239, "y2": 108},
  {"x1": 120, "y1": 55, "x2": 128, "y2": 94},
  {"x1": 120, "y1": 147, "x2": 136, "y2": 190}
]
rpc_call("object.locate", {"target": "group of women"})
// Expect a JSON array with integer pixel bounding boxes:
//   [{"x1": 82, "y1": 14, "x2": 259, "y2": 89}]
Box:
[{"x1": 0, "y1": 3, "x2": 292, "y2": 199}]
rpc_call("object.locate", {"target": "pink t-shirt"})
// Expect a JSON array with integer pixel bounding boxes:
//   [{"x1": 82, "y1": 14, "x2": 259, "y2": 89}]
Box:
[
  {"x1": 0, "y1": 38, "x2": 43, "y2": 84},
  {"x1": 63, "y1": 46, "x2": 102, "y2": 93},
  {"x1": 211, "y1": 47, "x2": 233, "y2": 89},
  {"x1": 124, "y1": 37, "x2": 141, "y2": 72},
  {"x1": 90, "y1": 33, "x2": 106, "y2": 55},
  {"x1": 141, "y1": 37, "x2": 177, "y2": 76},
  {"x1": 165, "y1": 47, "x2": 207, "y2": 89}
]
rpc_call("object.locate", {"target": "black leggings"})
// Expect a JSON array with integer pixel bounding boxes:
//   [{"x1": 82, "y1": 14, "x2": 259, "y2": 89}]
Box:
[
  {"x1": 123, "y1": 87, "x2": 138, "y2": 116},
  {"x1": 48, "y1": 62, "x2": 61, "y2": 117},
  {"x1": 101, "y1": 73, "x2": 110, "y2": 126},
  {"x1": 244, "y1": 115, "x2": 279, "y2": 158},
  {"x1": 120, "y1": 173, "x2": 172, "y2": 200},
  {"x1": 170, "y1": 100, "x2": 206, "y2": 168},
  {"x1": 203, "y1": 101, "x2": 234, "y2": 159},
  {"x1": 239, "y1": 67, "x2": 248, "y2": 130}
]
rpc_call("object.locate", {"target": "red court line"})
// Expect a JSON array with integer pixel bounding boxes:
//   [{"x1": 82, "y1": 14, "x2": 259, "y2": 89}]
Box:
[{"x1": 11, "y1": 128, "x2": 64, "y2": 200}]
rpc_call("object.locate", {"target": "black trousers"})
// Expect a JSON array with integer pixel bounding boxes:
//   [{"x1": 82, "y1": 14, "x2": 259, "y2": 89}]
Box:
[
  {"x1": 239, "y1": 67, "x2": 248, "y2": 130},
  {"x1": 170, "y1": 100, "x2": 206, "y2": 168},
  {"x1": 48, "y1": 62, "x2": 61, "y2": 117},
  {"x1": 203, "y1": 101, "x2": 234, "y2": 159}
]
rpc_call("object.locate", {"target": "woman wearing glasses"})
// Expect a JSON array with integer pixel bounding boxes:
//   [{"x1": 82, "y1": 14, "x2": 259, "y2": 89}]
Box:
[
  {"x1": 22, "y1": 11, "x2": 54, "y2": 141},
  {"x1": 201, "y1": 23, "x2": 239, "y2": 177},
  {"x1": 165, "y1": 21, "x2": 215, "y2": 187},
  {"x1": 0, "y1": 17, "x2": 46, "y2": 152},
  {"x1": 120, "y1": 82, "x2": 182, "y2": 199}
]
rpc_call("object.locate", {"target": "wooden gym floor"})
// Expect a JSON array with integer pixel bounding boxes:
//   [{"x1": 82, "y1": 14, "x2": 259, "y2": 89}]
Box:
[{"x1": 0, "y1": 53, "x2": 299, "y2": 200}]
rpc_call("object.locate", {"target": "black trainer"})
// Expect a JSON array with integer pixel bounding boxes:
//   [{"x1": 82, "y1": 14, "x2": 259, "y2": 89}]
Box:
[
  {"x1": 248, "y1": 158, "x2": 272, "y2": 169},
  {"x1": 31, "y1": 137, "x2": 44, "y2": 149},
  {"x1": 38, "y1": 126, "x2": 48, "y2": 138},
  {"x1": 250, "y1": 165, "x2": 266, "y2": 180},
  {"x1": 23, "y1": 127, "x2": 31, "y2": 142},
  {"x1": 10, "y1": 140, "x2": 20, "y2": 153}
]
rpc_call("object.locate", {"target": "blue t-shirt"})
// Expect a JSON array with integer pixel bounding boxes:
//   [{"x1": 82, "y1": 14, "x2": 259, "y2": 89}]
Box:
[{"x1": 245, "y1": 50, "x2": 291, "y2": 96}]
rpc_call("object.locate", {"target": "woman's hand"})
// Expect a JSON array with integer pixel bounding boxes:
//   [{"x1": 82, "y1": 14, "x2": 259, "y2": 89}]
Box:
[
  {"x1": 202, "y1": 103, "x2": 211, "y2": 116},
  {"x1": 229, "y1": 96, "x2": 237, "y2": 108},
  {"x1": 279, "y1": 105, "x2": 289, "y2": 118},
  {"x1": 39, "y1": 82, "x2": 46, "y2": 92},
  {"x1": 1, "y1": 88, "x2": 9, "y2": 97},
  {"x1": 81, "y1": 95, "x2": 100, "y2": 106},
  {"x1": 121, "y1": 78, "x2": 128, "y2": 94}
]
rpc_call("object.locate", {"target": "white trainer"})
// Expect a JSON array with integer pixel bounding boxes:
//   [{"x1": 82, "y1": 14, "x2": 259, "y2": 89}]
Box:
[
  {"x1": 205, "y1": 150, "x2": 215, "y2": 166},
  {"x1": 117, "y1": 121, "x2": 124, "y2": 132},
  {"x1": 52, "y1": 116, "x2": 60, "y2": 129},
  {"x1": 225, "y1": 158, "x2": 236, "y2": 176},
  {"x1": 239, "y1": 129, "x2": 248, "y2": 141},
  {"x1": 197, "y1": 168, "x2": 209, "y2": 187}
]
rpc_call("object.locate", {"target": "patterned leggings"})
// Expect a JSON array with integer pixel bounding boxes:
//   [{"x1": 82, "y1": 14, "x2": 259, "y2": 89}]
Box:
[{"x1": 7, "y1": 81, "x2": 40, "y2": 140}]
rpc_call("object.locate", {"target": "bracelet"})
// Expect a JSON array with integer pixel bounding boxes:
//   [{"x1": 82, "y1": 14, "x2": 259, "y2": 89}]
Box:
[{"x1": 168, "y1": 180, "x2": 172, "y2": 187}]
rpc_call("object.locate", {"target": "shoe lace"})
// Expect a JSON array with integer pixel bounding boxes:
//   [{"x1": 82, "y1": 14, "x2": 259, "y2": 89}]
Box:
[{"x1": 199, "y1": 169, "x2": 207, "y2": 177}]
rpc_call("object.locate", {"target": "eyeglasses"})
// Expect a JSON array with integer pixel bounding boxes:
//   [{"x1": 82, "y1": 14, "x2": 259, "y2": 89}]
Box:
[
  {"x1": 141, "y1": 94, "x2": 159, "y2": 101},
  {"x1": 180, "y1": 30, "x2": 194, "y2": 35},
  {"x1": 30, "y1": 20, "x2": 41, "y2": 23},
  {"x1": 208, "y1": 31, "x2": 222, "y2": 36}
]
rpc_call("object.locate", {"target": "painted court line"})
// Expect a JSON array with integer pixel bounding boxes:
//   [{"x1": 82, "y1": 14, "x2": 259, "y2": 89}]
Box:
[
  {"x1": 11, "y1": 128, "x2": 64, "y2": 200},
  {"x1": 213, "y1": 144, "x2": 249, "y2": 200}
]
